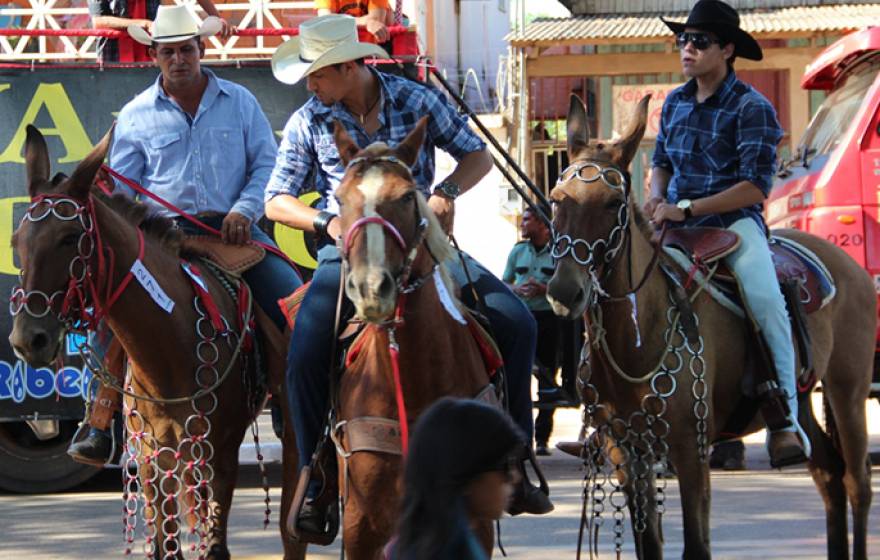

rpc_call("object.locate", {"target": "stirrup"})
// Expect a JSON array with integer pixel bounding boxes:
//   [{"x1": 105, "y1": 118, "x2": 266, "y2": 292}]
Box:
[{"x1": 287, "y1": 437, "x2": 339, "y2": 545}]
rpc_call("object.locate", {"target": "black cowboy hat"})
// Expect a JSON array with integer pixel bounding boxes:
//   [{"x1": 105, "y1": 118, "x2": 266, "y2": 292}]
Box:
[{"x1": 660, "y1": 0, "x2": 762, "y2": 61}]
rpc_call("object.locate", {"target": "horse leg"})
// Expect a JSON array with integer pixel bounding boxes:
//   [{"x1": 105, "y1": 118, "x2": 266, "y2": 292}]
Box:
[
  {"x1": 279, "y1": 396, "x2": 308, "y2": 559},
  {"x1": 823, "y1": 381, "x2": 872, "y2": 560},
  {"x1": 204, "y1": 454, "x2": 239, "y2": 560},
  {"x1": 802, "y1": 397, "x2": 850, "y2": 560},
  {"x1": 668, "y1": 447, "x2": 710, "y2": 560},
  {"x1": 620, "y1": 446, "x2": 663, "y2": 560}
]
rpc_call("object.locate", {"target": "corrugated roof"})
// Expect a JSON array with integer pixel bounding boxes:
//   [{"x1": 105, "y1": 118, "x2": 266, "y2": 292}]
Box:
[{"x1": 508, "y1": 4, "x2": 880, "y2": 46}]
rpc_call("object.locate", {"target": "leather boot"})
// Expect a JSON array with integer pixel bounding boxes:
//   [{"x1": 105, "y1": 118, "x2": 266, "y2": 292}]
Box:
[
  {"x1": 768, "y1": 430, "x2": 807, "y2": 468},
  {"x1": 68, "y1": 427, "x2": 113, "y2": 466},
  {"x1": 767, "y1": 431, "x2": 807, "y2": 469}
]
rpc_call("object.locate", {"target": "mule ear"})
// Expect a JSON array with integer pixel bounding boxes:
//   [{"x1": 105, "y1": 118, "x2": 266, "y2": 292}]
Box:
[
  {"x1": 333, "y1": 120, "x2": 360, "y2": 166},
  {"x1": 395, "y1": 116, "x2": 427, "y2": 168},
  {"x1": 612, "y1": 94, "x2": 650, "y2": 169},
  {"x1": 566, "y1": 94, "x2": 590, "y2": 159},
  {"x1": 25, "y1": 125, "x2": 50, "y2": 197},
  {"x1": 67, "y1": 124, "x2": 114, "y2": 200}
]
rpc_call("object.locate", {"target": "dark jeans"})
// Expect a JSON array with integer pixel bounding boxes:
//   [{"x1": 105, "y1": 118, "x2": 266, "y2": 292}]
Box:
[
  {"x1": 176, "y1": 216, "x2": 303, "y2": 330},
  {"x1": 533, "y1": 311, "x2": 582, "y2": 445},
  {"x1": 288, "y1": 246, "x2": 537, "y2": 470}
]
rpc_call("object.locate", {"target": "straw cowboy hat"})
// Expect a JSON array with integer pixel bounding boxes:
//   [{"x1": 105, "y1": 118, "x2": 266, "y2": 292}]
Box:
[
  {"x1": 660, "y1": 0, "x2": 763, "y2": 61},
  {"x1": 272, "y1": 14, "x2": 389, "y2": 85},
  {"x1": 128, "y1": 5, "x2": 222, "y2": 47}
]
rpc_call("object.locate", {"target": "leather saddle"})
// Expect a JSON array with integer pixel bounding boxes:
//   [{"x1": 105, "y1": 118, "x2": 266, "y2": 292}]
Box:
[
  {"x1": 661, "y1": 227, "x2": 833, "y2": 314},
  {"x1": 181, "y1": 235, "x2": 266, "y2": 275}
]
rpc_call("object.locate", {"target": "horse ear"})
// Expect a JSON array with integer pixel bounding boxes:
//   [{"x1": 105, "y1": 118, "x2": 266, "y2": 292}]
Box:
[
  {"x1": 611, "y1": 94, "x2": 651, "y2": 169},
  {"x1": 25, "y1": 125, "x2": 50, "y2": 197},
  {"x1": 566, "y1": 94, "x2": 590, "y2": 159},
  {"x1": 333, "y1": 120, "x2": 360, "y2": 166},
  {"x1": 67, "y1": 124, "x2": 114, "y2": 199},
  {"x1": 395, "y1": 116, "x2": 427, "y2": 168}
]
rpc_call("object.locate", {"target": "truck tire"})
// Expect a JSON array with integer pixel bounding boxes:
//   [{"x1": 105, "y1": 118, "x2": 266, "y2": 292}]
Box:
[{"x1": 0, "y1": 420, "x2": 100, "y2": 493}]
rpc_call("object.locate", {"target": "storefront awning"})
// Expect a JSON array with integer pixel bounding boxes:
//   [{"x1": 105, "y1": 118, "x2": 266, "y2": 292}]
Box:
[{"x1": 508, "y1": 4, "x2": 880, "y2": 47}]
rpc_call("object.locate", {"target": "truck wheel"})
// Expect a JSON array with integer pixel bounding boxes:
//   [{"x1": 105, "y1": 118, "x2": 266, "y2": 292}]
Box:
[{"x1": 0, "y1": 420, "x2": 100, "y2": 493}]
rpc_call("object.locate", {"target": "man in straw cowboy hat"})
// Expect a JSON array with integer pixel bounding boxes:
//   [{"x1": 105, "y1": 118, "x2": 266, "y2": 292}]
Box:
[
  {"x1": 264, "y1": 14, "x2": 554, "y2": 537},
  {"x1": 644, "y1": 0, "x2": 809, "y2": 467},
  {"x1": 68, "y1": 5, "x2": 302, "y2": 464}
]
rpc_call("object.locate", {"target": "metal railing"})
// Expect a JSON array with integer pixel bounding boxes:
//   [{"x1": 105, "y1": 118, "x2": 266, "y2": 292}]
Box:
[{"x1": 0, "y1": 0, "x2": 315, "y2": 60}]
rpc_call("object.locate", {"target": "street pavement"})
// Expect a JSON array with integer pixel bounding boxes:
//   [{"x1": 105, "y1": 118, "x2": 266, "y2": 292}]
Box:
[{"x1": 1, "y1": 399, "x2": 878, "y2": 559}]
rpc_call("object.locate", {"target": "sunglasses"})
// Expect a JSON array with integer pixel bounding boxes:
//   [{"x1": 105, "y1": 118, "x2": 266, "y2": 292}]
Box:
[{"x1": 675, "y1": 31, "x2": 720, "y2": 51}]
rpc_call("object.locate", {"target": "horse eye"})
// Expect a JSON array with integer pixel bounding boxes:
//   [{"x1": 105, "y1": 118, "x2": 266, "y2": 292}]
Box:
[
  {"x1": 59, "y1": 233, "x2": 79, "y2": 246},
  {"x1": 401, "y1": 192, "x2": 415, "y2": 203}
]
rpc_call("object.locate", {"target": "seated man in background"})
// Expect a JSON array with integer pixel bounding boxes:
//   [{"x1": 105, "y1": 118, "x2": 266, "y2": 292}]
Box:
[
  {"x1": 314, "y1": 0, "x2": 393, "y2": 43},
  {"x1": 89, "y1": 0, "x2": 231, "y2": 62}
]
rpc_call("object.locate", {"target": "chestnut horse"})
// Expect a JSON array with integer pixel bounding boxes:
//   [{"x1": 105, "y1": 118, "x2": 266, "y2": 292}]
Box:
[
  {"x1": 329, "y1": 118, "x2": 496, "y2": 558},
  {"x1": 547, "y1": 96, "x2": 874, "y2": 559},
  {"x1": 9, "y1": 126, "x2": 306, "y2": 560}
]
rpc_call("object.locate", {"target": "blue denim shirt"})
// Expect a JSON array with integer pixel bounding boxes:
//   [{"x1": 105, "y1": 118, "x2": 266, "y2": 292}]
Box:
[
  {"x1": 652, "y1": 71, "x2": 783, "y2": 231},
  {"x1": 110, "y1": 69, "x2": 277, "y2": 222},
  {"x1": 265, "y1": 68, "x2": 486, "y2": 214}
]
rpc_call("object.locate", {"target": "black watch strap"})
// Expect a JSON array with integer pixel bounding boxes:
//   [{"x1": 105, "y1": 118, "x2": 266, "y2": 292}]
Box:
[{"x1": 313, "y1": 210, "x2": 337, "y2": 240}]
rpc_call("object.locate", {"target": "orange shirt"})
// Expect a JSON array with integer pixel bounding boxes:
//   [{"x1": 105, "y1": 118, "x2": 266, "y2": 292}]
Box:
[{"x1": 314, "y1": 0, "x2": 390, "y2": 18}]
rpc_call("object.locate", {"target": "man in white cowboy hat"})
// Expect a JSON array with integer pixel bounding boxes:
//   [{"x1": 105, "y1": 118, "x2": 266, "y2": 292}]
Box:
[
  {"x1": 89, "y1": 0, "x2": 232, "y2": 63},
  {"x1": 645, "y1": 0, "x2": 808, "y2": 467},
  {"x1": 264, "y1": 14, "x2": 553, "y2": 539},
  {"x1": 68, "y1": 5, "x2": 302, "y2": 465}
]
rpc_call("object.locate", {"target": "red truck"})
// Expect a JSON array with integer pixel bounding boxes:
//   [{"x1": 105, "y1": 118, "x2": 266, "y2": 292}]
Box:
[{"x1": 768, "y1": 26, "x2": 880, "y2": 402}]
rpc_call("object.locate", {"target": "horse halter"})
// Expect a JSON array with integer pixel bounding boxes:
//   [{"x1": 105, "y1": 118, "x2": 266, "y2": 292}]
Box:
[
  {"x1": 10, "y1": 193, "x2": 143, "y2": 330},
  {"x1": 551, "y1": 160, "x2": 630, "y2": 281},
  {"x1": 341, "y1": 155, "x2": 430, "y2": 292}
]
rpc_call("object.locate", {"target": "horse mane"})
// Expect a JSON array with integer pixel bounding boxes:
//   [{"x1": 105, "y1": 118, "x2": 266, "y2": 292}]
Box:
[
  {"x1": 95, "y1": 191, "x2": 183, "y2": 255},
  {"x1": 630, "y1": 196, "x2": 654, "y2": 239}
]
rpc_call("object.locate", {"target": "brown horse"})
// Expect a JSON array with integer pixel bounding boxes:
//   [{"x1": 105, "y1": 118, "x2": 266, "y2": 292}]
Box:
[
  {"x1": 547, "y1": 95, "x2": 874, "y2": 559},
  {"x1": 9, "y1": 126, "x2": 306, "y2": 560},
  {"x1": 329, "y1": 118, "x2": 496, "y2": 559}
]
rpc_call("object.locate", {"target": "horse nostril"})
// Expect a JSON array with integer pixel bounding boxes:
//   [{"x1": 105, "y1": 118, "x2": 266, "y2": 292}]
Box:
[
  {"x1": 377, "y1": 273, "x2": 395, "y2": 299},
  {"x1": 30, "y1": 331, "x2": 49, "y2": 352}
]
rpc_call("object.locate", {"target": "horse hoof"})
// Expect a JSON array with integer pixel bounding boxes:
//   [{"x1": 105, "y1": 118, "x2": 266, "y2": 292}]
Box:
[{"x1": 556, "y1": 440, "x2": 585, "y2": 458}]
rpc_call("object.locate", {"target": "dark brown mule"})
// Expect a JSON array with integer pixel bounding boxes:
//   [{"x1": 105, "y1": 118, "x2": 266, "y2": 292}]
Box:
[
  {"x1": 547, "y1": 96, "x2": 874, "y2": 559},
  {"x1": 9, "y1": 126, "x2": 306, "y2": 560},
  {"x1": 330, "y1": 118, "x2": 496, "y2": 559}
]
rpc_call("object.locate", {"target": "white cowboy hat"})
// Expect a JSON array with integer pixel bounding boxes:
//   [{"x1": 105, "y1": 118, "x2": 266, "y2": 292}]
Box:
[
  {"x1": 127, "y1": 5, "x2": 222, "y2": 47},
  {"x1": 272, "y1": 14, "x2": 389, "y2": 85}
]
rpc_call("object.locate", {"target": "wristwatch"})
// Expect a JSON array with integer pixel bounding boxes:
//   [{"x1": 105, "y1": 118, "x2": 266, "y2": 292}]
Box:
[
  {"x1": 676, "y1": 199, "x2": 694, "y2": 219},
  {"x1": 433, "y1": 179, "x2": 461, "y2": 201}
]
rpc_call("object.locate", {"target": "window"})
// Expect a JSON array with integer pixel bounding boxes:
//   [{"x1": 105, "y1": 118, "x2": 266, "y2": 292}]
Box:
[{"x1": 799, "y1": 57, "x2": 880, "y2": 159}]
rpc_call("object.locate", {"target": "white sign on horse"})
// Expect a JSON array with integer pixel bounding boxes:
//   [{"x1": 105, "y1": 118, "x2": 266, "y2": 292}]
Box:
[{"x1": 131, "y1": 259, "x2": 175, "y2": 314}]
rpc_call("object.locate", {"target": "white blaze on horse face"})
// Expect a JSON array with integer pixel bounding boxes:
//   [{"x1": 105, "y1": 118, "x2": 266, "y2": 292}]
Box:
[{"x1": 357, "y1": 166, "x2": 387, "y2": 269}]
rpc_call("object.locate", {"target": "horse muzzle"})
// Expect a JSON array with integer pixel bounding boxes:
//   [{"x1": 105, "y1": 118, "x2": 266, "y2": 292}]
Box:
[
  {"x1": 9, "y1": 315, "x2": 64, "y2": 367},
  {"x1": 547, "y1": 265, "x2": 590, "y2": 320},
  {"x1": 345, "y1": 266, "x2": 398, "y2": 323}
]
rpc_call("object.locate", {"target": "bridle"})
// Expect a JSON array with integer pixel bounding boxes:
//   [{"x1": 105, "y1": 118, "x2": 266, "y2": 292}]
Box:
[
  {"x1": 550, "y1": 159, "x2": 665, "y2": 302},
  {"x1": 10, "y1": 193, "x2": 143, "y2": 331},
  {"x1": 341, "y1": 154, "x2": 431, "y2": 295}
]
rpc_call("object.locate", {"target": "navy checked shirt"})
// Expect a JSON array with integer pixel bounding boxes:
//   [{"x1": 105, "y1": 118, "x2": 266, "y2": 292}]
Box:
[
  {"x1": 652, "y1": 71, "x2": 783, "y2": 231},
  {"x1": 265, "y1": 69, "x2": 486, "y2": 213}
]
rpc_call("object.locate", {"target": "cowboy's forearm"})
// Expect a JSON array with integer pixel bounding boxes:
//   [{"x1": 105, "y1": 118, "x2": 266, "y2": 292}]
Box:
[
  {"x1": 649, "y1": 167, "x2": 671, "y2": 200},
  {"x1": 690, "y1": 180, "x2": 765, "y2": 217},
  {"x1": 265, "y1": 194, "x2": 333, "y2": 234},
  {"x1": 92, "y1": 15, "x2": 149, "y2": 30},
  {"x1": 442, "y1": 148, "x2": 493, "y2": 197},
  {"x1": 195, "y1": 0, "x2": 221, "y2": 18}
]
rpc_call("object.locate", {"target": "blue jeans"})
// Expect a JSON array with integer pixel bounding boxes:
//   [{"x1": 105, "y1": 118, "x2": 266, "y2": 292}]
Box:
[
  {"x1": 288, "y1": 245, "x2": 537, "y2": 470},
  {"x1": 177, "y1": 217, "x2": 303, "y2": 330},
  {"x1": 725, "y1": 218, "x2": 808, "y2": 452}
]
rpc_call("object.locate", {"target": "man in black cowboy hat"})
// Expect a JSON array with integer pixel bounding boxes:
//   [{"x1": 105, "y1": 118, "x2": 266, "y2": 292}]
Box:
[{"x1": 645, "y1": 0, "x2": 809, "y2": 468}]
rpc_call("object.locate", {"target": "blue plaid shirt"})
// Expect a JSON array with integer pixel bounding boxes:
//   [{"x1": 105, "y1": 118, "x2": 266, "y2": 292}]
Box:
[
  {"x1": 652, "y1": 71, "x2": 783, "y2": 231},
  {"x1": 265, "y1": 69, "x2": 486, "y2": 213}
]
